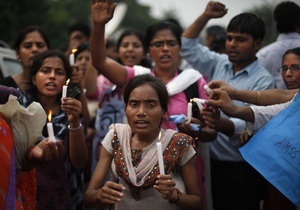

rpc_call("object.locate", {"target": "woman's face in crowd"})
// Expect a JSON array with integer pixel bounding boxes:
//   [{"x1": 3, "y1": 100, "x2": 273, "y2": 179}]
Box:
[
  {"x1": 118, "y1": 34, "x2": 145, "y2": 67},
  {"x1": 125, "y1": 83, "x2": 165, "y2": 137},
  {"x1": 76, "y1": 49, "x2": 91, "y2": 75},
  {"x1": 148, "y1": 29, "x2": 180, "y2": 72},
  {"x1": 281, "y1": 53, "x2": 300, "y2": 90},
  {"x1": 33, "y1": 56, "x2": 67, "y2": 97},
  {"x1": 17, "y1": 31, "x2": 48, "y2": 68}
]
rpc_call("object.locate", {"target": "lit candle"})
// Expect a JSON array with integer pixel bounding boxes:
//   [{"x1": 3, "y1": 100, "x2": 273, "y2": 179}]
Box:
[
  {"x1": 69, "y1": 49, "x2": 77, "y2": 65},
  {"x1": 156, "y1": 141, "x2": 165, "y2": 175},
  {"x1": 204, "y1": 84, "x2": 212, "y2": 95},
  {"x1": 193, "y1": 98, "x2": 207, "y2": 111},
  {"x1": 187, "y1": 99, "x2": 193, "y2": 124},
  {"x1": 62, "y1": 79, "x2": 70, "y2": 98},
  {"x1": 47, "y1": 110, "x2": 56, "y2": 142}
]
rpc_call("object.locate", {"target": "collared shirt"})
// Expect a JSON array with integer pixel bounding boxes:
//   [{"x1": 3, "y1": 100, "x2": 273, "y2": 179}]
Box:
[
  {"x1": 247, "y1": 94, "x2": 296, "y2": 134},
  {"x1": 257, "y1": 32, "x2": 300, "y2": 89},
  {"x1": 181, "y1": 37, "x2": 276, "y2": 161}
]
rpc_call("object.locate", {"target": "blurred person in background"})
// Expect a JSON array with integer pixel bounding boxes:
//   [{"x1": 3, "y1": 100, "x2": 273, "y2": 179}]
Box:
[
  {"x1": 257, "y1": 1, "x2": 300, "y2": 89},
  {"x1": 0, "y1": 26, "x2": 50, "y2": 91}
]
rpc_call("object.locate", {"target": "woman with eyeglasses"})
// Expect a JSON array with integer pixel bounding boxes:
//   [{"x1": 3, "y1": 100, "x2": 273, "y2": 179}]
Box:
[
  {"x1": 89, "y1": 0, "x2": 217, "y2": 135},
  {"x1": 279, "y1": 47, "x2": 300, "y2": 90},
  {"x1": 87, "y1": 1, "x2": 219, "y2": 209}
]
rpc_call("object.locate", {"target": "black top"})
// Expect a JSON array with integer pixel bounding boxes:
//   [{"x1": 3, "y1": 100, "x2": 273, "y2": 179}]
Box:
[{"x1": 0, "y1": 76, "x2": 17, "y2": 88}]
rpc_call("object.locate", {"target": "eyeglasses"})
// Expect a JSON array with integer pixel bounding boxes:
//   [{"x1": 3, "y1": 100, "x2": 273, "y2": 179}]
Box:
[
  {"x1": 149, "y1": 40, "x2": 179, "y2": 48},
  {"x1": 278, "y1": 64, "x2": 300, "y2": 74}
]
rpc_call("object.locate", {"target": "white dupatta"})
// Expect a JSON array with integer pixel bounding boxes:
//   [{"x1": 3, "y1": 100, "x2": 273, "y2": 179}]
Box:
[
  {"x1": 110, "y1": 124, "x2": 176, "y2": 187},
  {"x1": 133, "y1": 66, "x2": 202, "y2": 96}
]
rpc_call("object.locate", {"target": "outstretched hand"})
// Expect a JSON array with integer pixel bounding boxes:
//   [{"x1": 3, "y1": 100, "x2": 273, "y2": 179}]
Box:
[
  {"x1": 206, "y1": 89, "x2": 237, "y2": 117},
  {"x1": 91, "y1": 0, "x2": 117, "y2": 25},
  {"x1": 32, "y1": 139, "x2": 64, "y2": 161},
  {"x1": 207, "y1": 80, "x2": 236, "y2": 99}
]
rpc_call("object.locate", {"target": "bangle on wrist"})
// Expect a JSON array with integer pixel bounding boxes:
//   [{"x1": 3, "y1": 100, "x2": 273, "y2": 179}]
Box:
[
  {"x1": 68, "y1": 122, "x2": 82, "y2": 131},
  {"x1": 169, "y1": 188, "x2": 182, "y2": 204},
  {"x1": 255, "y1": 91, "x2": 260, "y2": 104}
]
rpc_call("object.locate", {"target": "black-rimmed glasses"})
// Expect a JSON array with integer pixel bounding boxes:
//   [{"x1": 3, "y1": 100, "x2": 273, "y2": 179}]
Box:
[{"x1": 278, "y1": 64, "x2": 300, "y2": 74}]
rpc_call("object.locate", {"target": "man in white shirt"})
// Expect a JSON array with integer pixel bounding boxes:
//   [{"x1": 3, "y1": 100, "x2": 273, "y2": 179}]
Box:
[{"x1": 257, "y1": 1, "x2": 300, "y2": 89}]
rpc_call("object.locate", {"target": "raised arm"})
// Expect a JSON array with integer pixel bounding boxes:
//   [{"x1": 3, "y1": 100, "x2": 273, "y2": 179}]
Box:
[
  {"x1": 84, "y1": 63, "x2": 99, "y2": 97},
  {"x1": 208, "y1": 80, "x2": 297, "y2": 105},
  {"x1": 182, "y1": 1, "x2": 227, "y2": 38},
  {"x1": 91, "y1": 0, "x2": 128, "y2": 87}
]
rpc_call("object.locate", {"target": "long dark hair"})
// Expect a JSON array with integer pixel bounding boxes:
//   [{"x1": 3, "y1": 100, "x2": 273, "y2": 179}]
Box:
[
  {"x1": 27, "y1": 50, "x2": 71, "y2": 102},
  {"x1": 116, "y1": 29, "x2": 152, "y2": 68},
  {"x1": 14, "y1": 26, "x2": 50, "y2": 52}
]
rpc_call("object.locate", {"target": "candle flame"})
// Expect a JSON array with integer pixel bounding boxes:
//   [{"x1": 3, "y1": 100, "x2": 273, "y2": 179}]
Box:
[
  {"x1": 48, "y1": 110, "x2": 52, "y2": 122},
  {"x1": 71, "y1": 48, "x2": 78, "y2": 54},
  {"x1": 66, "y1": 79, "x2": 70, "y2": 85}
]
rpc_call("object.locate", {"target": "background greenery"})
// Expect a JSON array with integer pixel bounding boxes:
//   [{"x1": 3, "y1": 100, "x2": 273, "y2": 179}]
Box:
[{"x1": 0, "y1": 0, "x2": 278, "y2": 51}]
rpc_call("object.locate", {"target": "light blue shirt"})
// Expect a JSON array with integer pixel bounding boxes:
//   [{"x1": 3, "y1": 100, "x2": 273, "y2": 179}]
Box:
[
  {"x1": 181, "y1": 37, "x2": 276, "y2": 161},
  {"x1": 257, "y1": 32, "x2": 300, "y2": 89}
]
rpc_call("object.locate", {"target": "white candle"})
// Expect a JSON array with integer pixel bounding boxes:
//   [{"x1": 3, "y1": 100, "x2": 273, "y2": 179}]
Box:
[
  {"x1": 47, "y1": 122, "x2": 56, "y2": 142},
  {"x1": 62, "y1": 85, "x2": 68, "y2": 98},
  {"x1": 62, "y1": 79, "x2": 70, "y2": 98},
  {"x1": 69, "y1": 49, "x2": 77, "y2": 65},
  {"x1": 193, "y1": 98, "x2": 207, "y2": 111},
  {"x1": 156, "y1": 142, "x2": 165, "y2": 175},
  {"x1": 69, "y1": 53, "x2": 75, "y2": 65},
  {"x1": 187, "y1": 102, "x2": 192, "y2": 123},
  {"x1": 204, "y1": 84, "x2": 212, "y2": 95},
  {"x1": 47, "y1": 110, "x2": 56, "y2": 142}
]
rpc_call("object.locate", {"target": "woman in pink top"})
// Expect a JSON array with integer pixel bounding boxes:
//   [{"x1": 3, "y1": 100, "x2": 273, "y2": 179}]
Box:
[{"x1": 90, "y1": 1, "x2": 212, "y2": 133}]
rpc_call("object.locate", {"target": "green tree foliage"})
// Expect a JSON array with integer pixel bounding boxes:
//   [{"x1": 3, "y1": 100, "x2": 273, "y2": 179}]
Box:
[
  {"x1": 0, "y1": 0, "x2": 292, "y2": 51},
  {"x1": 44, "y1": 0, "x2": 91, "y2": 51},
  {"x1": 0, "y1": 0, "x2": 51, "y2": 47},
  {"x1": 0, "y1": 0, "x2": 160, "y2": 51},
  {"x1": 118, "y1": 0, "x2": 158, "y2": 32}
]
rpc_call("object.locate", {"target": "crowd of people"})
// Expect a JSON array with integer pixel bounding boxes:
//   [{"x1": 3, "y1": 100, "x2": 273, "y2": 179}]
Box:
[{"x1": 0, "y1": 0, "x2": 299, "y2": 210}]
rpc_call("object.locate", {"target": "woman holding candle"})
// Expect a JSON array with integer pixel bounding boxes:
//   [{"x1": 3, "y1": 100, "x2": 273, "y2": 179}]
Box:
[
  {"x1": 84, "y1": 74, "x2": 202, "y2": 209},
  {"x1": 0, "y1": 85, "x2": 66, "y2": 209},
  {"x1": 90, "y1": 1, "x2": 218, "y2": 208},
  {"x1": 3, "y1": 50, "x2": 88, "y2": 209},
  {"x1": 84, "y1": 29, "x2": 153, "y2": 175}
]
